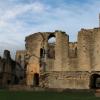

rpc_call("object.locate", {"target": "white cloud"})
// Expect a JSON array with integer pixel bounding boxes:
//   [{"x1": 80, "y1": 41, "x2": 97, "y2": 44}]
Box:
[
  {"x1": 0, "y1": 1, "x2": 46, "y2": 28},
  {"x1": 0, "y1": 0, "x2": 100, "y2": 58}
]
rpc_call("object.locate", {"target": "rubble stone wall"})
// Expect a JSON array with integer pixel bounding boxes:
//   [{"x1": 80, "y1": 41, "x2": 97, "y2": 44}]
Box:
[
  {"x1": 40, "y1": 71, "x2": 90, "y2": 89},
  {"x1": 23, "y1": 29, "x2": 100, "y2": 89}
]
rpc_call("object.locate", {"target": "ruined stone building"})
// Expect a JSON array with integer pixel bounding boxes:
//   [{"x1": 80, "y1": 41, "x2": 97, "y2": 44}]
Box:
[
  {"x1": 0, "y1": 50, "x2": 23, "y2": 87},
  {"x1": 16, "y1": 28, "x2": 100, "y2": 89},
  {"x1": 16, "y1": 50, "x2": 27, "y2": 79}
]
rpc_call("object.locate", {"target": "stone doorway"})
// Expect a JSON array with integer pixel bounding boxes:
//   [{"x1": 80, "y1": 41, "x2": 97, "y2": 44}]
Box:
[
  {"x1": 90, "y1": 74, "x2": 100, "y2": 89},
  {"x1": 34, "y1": 73, "x2": 39, "y2": 86}
]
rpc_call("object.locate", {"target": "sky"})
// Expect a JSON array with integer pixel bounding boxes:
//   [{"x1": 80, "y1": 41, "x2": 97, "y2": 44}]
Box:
[{"x1": 0, "y1": 0, "x2": 100, "y2": 58}]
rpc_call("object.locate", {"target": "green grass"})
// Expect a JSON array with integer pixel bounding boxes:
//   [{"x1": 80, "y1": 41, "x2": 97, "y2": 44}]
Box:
[{"x1": 0, "y1": 90, "x2": 100, "y2": 100}]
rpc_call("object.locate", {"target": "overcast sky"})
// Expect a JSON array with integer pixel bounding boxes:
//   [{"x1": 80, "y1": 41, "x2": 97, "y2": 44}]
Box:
[{"x1": 0, "y1": 0, "x2": 100, "y2": 58}]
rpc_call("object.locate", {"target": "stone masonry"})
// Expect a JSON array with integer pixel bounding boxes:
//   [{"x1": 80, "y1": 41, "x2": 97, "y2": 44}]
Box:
[
  {"x1": 0, "y1": 50, "x2": 20, "y2": 87},
  {"x1": 16, "y1": 28, "x2": 100, "y2": 89}
]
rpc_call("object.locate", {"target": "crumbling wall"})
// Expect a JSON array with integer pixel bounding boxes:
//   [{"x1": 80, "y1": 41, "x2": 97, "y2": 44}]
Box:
[
  {"x1": 46, "y1": 44, "x2": 55, "y2": 71},
  {"x1": 78, "y1": 29, "x2": 93, "y2": 71},
  {"x1": 68, "y1": 42, "x2": 77, "y2": 58},
  {"x1": 54, "y1": 31, "x2": 69, "y2": 71},
  {"x1": 25, "y1": 31, "x2": 70, "y2": 85},
  {"x1": 25, "y1": 31, "x2": 77, "y2": 86},
  {"x1": 25, "y1": 33, "x2": 44, "y2": 85},
  {"x1": 15, "y1": 50, "x2": 26, "y2": 82},
  {"x1": 0, "y1": 50, "x2": 16, "y2": 87},
  {"x1": 92, "y1": 28, "x2": 100, "y2": 71},
  {"x1": 77, "y1": 28, "x2": 100, "y2": 71},
  {"x1": 68, "y1": 42, "x2": 78, "y2": 71},
  {"x1": 41, "y1": 71, "x2": 90, "y2": 89},
  {"x1": 16, "y1": 50, "x2": 26, "y2": 69},
  {"x1": 25, "y1": 28, "x2": 100, "y2": 89}
]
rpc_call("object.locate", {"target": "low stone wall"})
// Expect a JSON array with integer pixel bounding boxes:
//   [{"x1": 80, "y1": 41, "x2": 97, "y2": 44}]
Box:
[{"x1": 40, "y1": 71, "x2": 90, "y2": 89}]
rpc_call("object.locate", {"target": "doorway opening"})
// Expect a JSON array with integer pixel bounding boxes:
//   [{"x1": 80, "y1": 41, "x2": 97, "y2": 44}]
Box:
[
  {"x1": 34, "y1": 73, "x2": 39, "y2": 86},
  {"x1": 90, "y1": 74, "x2": 100, "y2": 89}
]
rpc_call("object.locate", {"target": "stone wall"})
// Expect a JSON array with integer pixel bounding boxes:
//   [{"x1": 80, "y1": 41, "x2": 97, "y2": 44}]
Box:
[
  {"x1": 16, "y1": 50, "x2": 26, "y2": 69},
  {"x1": 15, "y1": 50, "x2": 27, "y2": 84},
  {"x1": 77, "y1": 28, "x2": 100, "y2": 71},
  {"x1": 78, "y1": 29, "x2": 92, "y2": 71},
  {"x1": 24, "y1": 28, "x2": 100, "y2": 89},
  {"x1": 40, "y1": 71, "x2": 90, "y2": 89},
  {"x1": 68, "y1": 42, "x2": 77, "y2": 58},
  {"x1": 0, "y1": 50, "x2": 16, "y2": 87},
  {"x1": 25, "y1": 33, "x2": 43, "y2": 85},
  {"x1": 53, "y1": 31, "x2": 67, "y2": 71},
  {"x1": 92, "y1": 28, "x2": 100, "y2": 71}
]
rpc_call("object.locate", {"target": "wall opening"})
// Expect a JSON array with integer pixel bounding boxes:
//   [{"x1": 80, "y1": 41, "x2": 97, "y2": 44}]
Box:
[
  {"x1": 48, "y1": 34, "x2": 56, "y2": 44},
  {"x1": 7, "y1": 80, "x2": 11, "y2": 85},
  {"x1": 68, "y1": 42, "x2": 77, "y2": 58},
  {"x1": 40, "y1": 48, "x2": 44, "y2": 58},
  {"x1": 34, "y1": 73, "x2": 39, "y2": 86},
  {"x1": 90, "y1": 74, "x2": 100, "y2": 89},
  {"x1": 40, "y1": 48, "x2": 46, "y2": 72},
  {"x1": 48, "y1": 37, "x2": 56, "y2": 44},
  {"x1": 14, "y1": 75, "x2": 19, "y2": 84},
  {"x1": 24, "y1": 63, "x2": 28, "y2": 78},
  {"x1": 47, "y1": 34, "x2": 56, "y2": 59}
]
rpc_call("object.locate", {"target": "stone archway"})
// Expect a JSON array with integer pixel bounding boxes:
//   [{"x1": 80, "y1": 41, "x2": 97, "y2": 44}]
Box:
[{"x1": 90, "y1": 74, "x2": 100, "y2": 89}]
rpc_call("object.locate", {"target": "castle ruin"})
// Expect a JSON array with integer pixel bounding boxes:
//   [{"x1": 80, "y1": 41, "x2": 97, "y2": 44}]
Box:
[{"x1": 16, "y1": 28, "x2": 100, "y2": 89}]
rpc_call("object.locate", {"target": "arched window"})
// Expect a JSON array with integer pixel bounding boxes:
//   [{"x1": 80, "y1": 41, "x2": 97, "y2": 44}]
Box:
[
  {"x1": 48, "y1": 37, "x2": 56, "y2": 43},
  {"x1": 48, "y1": 34, "x2": 56, "y2": 44},
  {"x1": 47, "y1": 34, "x2": 56, "y2": 59}
]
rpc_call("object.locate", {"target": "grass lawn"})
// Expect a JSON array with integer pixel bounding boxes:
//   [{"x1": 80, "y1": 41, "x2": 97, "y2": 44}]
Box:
[{"x1": 0, "y1": 90, "x2": 100, "y2": 100}]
